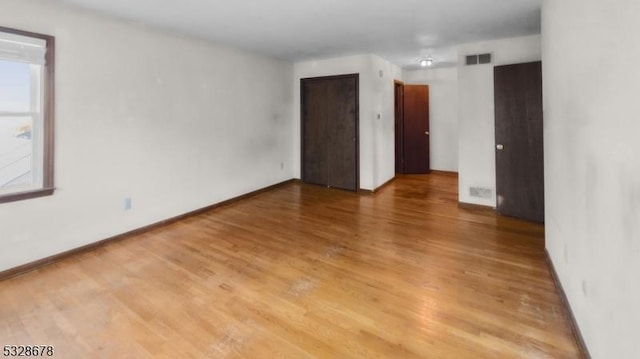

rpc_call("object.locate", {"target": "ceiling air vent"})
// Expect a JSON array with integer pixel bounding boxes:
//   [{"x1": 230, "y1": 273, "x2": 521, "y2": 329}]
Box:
[{"x1": 465, "y1": 53, "x2": 492, "y2": 65}]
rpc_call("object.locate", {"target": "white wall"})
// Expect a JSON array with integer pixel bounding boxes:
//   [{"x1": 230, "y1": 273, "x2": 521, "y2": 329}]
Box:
[
  {"x1": 0, "y1": 0, "x2": 293, "y2": 271},
  {"x1": 293, "y1": 54, "x2": 399, "y2": 191},
  {"x1": 457, "y1": 35, "x2": 541, "y2": 206},
  {"x1": 371, "y1": 54, "x2": 402, "y2": 188},
  {"x1": 543, "y1": 0, "x2": 640, "y2": 357},
  {"x1": 403, "y1": 67, "x2": 459, "y2": 172}
]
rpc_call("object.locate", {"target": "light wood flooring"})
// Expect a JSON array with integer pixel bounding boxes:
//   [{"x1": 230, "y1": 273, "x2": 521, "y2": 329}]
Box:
[{"x1": 0, "y1": 174, "x2": 581, "y2": 358}]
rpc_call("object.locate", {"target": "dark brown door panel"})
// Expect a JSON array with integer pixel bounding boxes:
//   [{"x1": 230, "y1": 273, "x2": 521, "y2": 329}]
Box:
[
  {"x1": 494, "y1": 61, "x2": 544, "y2": 222},
  {"x1": 402, "y1": 85, "x2": 430, "y2": 174},
  {"x1": 302, "y1": 74, "x2": 359, "y2": 191}
]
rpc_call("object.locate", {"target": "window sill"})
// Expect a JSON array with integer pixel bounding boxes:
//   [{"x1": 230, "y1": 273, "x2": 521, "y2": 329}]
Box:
[{"x1": 0, "y1": 187, "x2": 55, "y2": 204}]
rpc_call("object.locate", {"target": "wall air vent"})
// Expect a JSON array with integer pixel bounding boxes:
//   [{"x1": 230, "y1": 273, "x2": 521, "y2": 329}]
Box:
[
  {"x1": 470, "y1": 186, "x2": 492, "y2": 199},
  {"x1": 465, "y1": 53, "x2": 492, "y2": 65}
]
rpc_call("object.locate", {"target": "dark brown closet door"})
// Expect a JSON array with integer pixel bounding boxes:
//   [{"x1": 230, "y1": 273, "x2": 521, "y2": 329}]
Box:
[
  {"x1": 402, "y1": 85, "x2": 430, "y2": 173},
  {"x1": 326, "y1": 76, "x2": 358, "y2": 191},
  {"x1": 302, "y1": 79, "x2": 328, "y2": 186},
  {"x1": 301, "y1": 74, "x2": 358, "y2": 191},
  {"x1": 494, "y1": 61, "x2": 544, "y2": 222},
  {"x1": 394, "y1": 81, "x2": 404, "y2": 173}
]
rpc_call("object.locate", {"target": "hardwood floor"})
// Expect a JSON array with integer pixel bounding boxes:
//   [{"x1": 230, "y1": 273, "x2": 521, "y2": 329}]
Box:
[{"x1": 0, "y1": 174, "x2": 581, "y2": 358}]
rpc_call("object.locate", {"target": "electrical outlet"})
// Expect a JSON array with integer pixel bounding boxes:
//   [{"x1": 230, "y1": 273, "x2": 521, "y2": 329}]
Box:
[
  {"x1": 280, "y1": 162, "x2": 284, "y2": 170},
  {"x1": 124, "y1": 197, "x2": 132, "y2": 210}
]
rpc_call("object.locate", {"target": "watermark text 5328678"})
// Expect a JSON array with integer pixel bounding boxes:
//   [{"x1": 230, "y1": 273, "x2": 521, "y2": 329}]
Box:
[{"x1": 3, "y1": 345, "x2": 54, "y2": 357}]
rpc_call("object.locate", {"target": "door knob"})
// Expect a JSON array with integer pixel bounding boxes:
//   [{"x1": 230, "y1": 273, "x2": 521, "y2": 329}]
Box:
[
  {"x1": 425, "y1": 131, "x2": 430, "y2": 135},
  {"x1": 496, "y1": 144, "x2": 504, "y2": 150}
]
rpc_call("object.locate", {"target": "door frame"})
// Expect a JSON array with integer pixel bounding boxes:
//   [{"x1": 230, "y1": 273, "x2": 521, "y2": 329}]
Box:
[{"x1": 300, "y1": 73, "x2": 360, "y2": 191}]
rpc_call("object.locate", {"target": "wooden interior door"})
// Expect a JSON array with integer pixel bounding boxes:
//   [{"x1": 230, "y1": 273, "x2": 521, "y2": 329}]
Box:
[
  {"x1": 494, "y1": 61, "x2": 544, "y2": 222},
  {"x1": 394, "y1": 81, "x2": 404, "y2": 173},
  {"x1": 302, "y1": 79, "x2": 328, "y2": 187},
  {"x1": 326, "y1": 76, "x2": 358, "y2": 190},
  {"x1": 402, "y1": 85, "x2": 430, "y2": 174},
  {"x1": 301, "y1": 74, "x2": 358, "y2": 191}
]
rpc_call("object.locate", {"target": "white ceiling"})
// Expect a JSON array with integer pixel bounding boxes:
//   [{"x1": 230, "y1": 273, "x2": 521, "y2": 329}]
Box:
[{"x1": 55, "y1": 0, "x2": 541, "y2": 69}]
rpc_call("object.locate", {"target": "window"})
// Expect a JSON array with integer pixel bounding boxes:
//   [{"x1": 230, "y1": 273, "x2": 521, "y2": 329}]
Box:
[{"x1": 0, "y1": 27, "x2": 54, "y2": 203}]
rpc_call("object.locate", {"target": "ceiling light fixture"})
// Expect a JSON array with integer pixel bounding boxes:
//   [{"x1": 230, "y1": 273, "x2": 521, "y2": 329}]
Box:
[{"x1": 420, "y1": 56, "x2": 434, "y2": 67}]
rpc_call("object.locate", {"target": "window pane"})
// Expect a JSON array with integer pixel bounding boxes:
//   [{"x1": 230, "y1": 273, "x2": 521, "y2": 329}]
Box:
[
  {"x1": 0, "y1": 60, "x2": 31, "y2": 112},
  {"x1": 0, "y1": 116, "x2": 33, "y2": 188}
]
